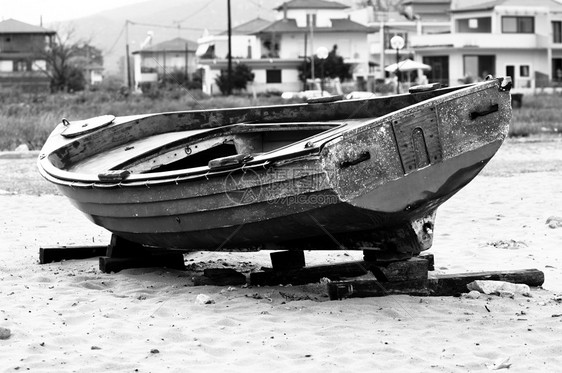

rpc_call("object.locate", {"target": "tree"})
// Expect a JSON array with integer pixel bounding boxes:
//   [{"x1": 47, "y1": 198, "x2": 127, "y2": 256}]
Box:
[
  {"x1": 37, "y1": 28, "x2": 94, "y2": 92},
  {"x1": 215, "y1": 63, "x2": 255, "y2": 95},
  {"x1": 298, "y1": 45, "x2": 353, "y2": 83}
]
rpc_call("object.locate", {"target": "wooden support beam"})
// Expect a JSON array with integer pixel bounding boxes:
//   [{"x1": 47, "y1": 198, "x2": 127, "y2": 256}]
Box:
[
  {"x1": 328, "y1": 279, "x2": 431, "y2": 299},
  {"x1": 375, "y1": 257, "x2": 429, "y2": 282},
  {"x1": 428, "y1": 269, "x2": 545, "y2": 296},
  {"x1": 251, "y1": 261, "x2": 369, "y2": 286},
  {"x1": 327, "y1": 268, "x2": 545, "y2": 300},
  {"x1": 270, "y1": 250, "x2": 305, "y2": 271},
  {"x1": 363, "y1": 249, "x2": 413, "y2": 262},
  {"x1": 39, "y1": 245, "x2": 108, "y2": 264},
  {"x1": 250, "y1": 257, "x2": 429, "y2": 286},
  {"x1": 99, "y1": 252, "x2": 185, "y2": 273}
]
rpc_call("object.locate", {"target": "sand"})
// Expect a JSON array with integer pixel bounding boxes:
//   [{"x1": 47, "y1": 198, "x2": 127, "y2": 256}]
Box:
[{"x1": 1, "y1": 136, "x2": 561, "y2": 372}]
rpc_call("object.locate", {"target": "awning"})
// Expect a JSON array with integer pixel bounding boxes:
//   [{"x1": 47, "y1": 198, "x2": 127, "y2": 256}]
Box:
[
  {"x1": 385, "y1": 59, "x2": 431, "y2": 73},
  {"x1": 196, "y1": 44, "x2": 215, "y2": 58}
]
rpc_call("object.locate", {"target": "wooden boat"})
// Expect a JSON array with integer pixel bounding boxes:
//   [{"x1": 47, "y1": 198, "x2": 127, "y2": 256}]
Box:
[{"x1": 38, "y1": 77, "x2": 512, "y2": 258}]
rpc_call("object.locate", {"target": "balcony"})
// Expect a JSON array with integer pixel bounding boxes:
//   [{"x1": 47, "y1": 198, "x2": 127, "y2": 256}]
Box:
[
  {"x1": 411, "y1": 33, "x2": 550, "y2": 50},
  {"x1": 138, "y1": 72, "x2": 158, "y2": 83}
]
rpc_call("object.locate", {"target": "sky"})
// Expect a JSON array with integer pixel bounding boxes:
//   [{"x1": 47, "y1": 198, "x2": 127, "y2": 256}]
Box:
[{"x1": 0, "y1": 0, "x2": 147, "y2": 25}]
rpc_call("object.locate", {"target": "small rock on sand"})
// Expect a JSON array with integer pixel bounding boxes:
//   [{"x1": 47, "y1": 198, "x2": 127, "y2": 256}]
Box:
[
  {"x1": 546, "y1": 216, "x2": 562, "y2": 229},
  {"x1": 195, "y1": 294, "x2": 215, "y2": 304},
  {"x1": 0, "y1": 327, "x2": 11, "y2": 340},
  {"x1": 463, "y1": 290, "x2": 482, "y2": 299},
  {"x1": 467, "y1": 280, "x2": 531, "y2": 297}
]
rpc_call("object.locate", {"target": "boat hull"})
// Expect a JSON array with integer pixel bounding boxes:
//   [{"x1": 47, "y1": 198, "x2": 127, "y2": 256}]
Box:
[{"x1": 53, "y1": 138, "x2": 501, "y2": 255}]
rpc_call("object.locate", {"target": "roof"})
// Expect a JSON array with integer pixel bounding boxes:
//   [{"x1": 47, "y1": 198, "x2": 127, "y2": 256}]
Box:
[
  {"x1": 133, "y1": 37, "x2": 198, "y2": 54},
  {"x1": 452, "y1": 0, "x2": 562, "y2": 13},
  {"x1": 254, "y1": 18, "x2": 371, "y2": 33},
  {"x1": 402, "y1": 0, "x2": 450, "y2": 4},
  {"x1": 0, "y1": 18, "x2": 55, "y2": 34},
  {"x1": 220, "y1": 18, "x2": 272, "y2": 35},
  {"x1": 275, "y1": 0, "x2": 349, "y2": 11}
]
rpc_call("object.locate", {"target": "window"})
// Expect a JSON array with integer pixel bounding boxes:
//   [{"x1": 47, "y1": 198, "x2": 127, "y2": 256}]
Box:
[
  {"x1": 32, "y1": 60, "x2": 47, "y2": 71},
  {"x1": 266, "y1": 69, "x2": 282, "y2": 83},
  {"x1": 553, "y1": 21, "x2": 562, "y2": 43},
  {"x1": 0, "y1": 61, "x2": 11, "y2": 72},
  {"x1": 306, "y1": 13, "x2": 317, "y2": 27},
  {"x1": 14, "y1": 60, "x2": 29, "y2": 72},
  {"x1": 520, "y1": 65, "x2": 530, "y2": 78},
  {"x1": 456, "y1": 17, "x2": 491, "y2": 33},
  {"x1": 463, "y1": 55, "x2": 495, "y2": 81},
  {"x1": 502, "y1": 16, "x2": 534, "y2": 33}
]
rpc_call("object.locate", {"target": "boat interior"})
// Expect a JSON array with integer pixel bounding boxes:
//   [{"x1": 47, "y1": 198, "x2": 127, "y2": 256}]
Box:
[{"x1": 62, "y1": 121, "x2": 357, "y2": 176}]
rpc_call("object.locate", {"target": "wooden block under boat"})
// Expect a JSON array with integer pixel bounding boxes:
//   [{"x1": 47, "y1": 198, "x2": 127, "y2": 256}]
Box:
[
  {"x1": 39, "y1": 245, "x2": 108, "y2": 264},
  {"x1": 250, "y1": 257, "x2": 430, "y2": 286},
  {"x1": 99, "y1": 252, "x2": 185, "y2": 273}
]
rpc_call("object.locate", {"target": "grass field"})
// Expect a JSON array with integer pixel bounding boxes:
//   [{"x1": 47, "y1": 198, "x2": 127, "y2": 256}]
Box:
[{"x1": 1, "y1": 88, "x2": 561, "y2": 151}]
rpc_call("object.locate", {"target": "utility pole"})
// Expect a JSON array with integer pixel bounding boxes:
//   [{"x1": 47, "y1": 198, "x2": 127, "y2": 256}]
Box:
[
  {"x1": 227, "y1": 0, "x2": 233, "y2": 95},
  {"x1": 125, "y1": 20, "x2": 131, "y2": 89},
  {"x1": 309, "y1": 13, "x2": 315, "y2": 81},
  {"x1": 185, "y1": 42, "x2": 189, "y2": 83}
]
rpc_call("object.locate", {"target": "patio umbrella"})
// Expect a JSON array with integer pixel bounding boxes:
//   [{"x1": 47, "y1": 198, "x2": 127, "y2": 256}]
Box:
[{"x1": 385, "y1": 59, "x2": 431, "y2": 73}]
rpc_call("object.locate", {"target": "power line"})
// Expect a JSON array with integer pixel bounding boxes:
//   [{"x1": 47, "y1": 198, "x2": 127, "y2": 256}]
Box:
[
  {"x1": 106, "y1": 23, "x2": 126, "y2": 54},
  {"x1": 128, "y1": 20, "x2": 222, "y2": 33},
  {"x1": 174, "y1": 0, "x2": 218, "y2": 24}
]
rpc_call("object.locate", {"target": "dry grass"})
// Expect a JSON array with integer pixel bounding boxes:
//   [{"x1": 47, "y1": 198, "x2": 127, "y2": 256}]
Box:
[
  {"x1": 0, "y1": 89, "x2": 295, "y2": 151},
  {"x1": 510, "y1": 94, "x2": 562, "y2": 137},
  {"x1": 1, "y1": 89, "x2": 561, "y2": 151}
]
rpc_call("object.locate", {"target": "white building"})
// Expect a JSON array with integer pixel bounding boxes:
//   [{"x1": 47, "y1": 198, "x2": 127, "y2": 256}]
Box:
[
  {"x1": 410, "y1": 0, "x2": 562, "y2": 91},
  {"x1": 197, "y1": 0, "x2": 372, "y2": 95},
  {"x1": 132, "y1": 37, "x2": 198, "y2": 90}
]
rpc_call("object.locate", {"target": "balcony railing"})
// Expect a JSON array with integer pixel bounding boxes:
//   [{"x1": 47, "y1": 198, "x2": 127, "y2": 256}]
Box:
[{"x1": 411, "y1": 33, "x2": 550, "y2": 49}]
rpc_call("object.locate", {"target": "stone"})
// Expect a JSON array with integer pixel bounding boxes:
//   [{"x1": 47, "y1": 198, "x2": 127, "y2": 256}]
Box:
[
  {"x1": 546, "y1": 216, "x2": 562, "y2": 229},
  {"x1": 0, "y1": 327, "x2": 11, "y2": 340},
  {"x1": 467, "y1": 280, "x2": 531, "y2": 297},
  {"x1": 463, "y1": 290, "x2": 481, "y2": 299},
  {"x1": 195, "y1": 294, "x2": 215, "y2": 304}
]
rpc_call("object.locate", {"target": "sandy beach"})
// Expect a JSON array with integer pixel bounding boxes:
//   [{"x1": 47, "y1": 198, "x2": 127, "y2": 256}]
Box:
[{"x1": 1, "y1": 136, "x2": 561, "y2": 372}]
